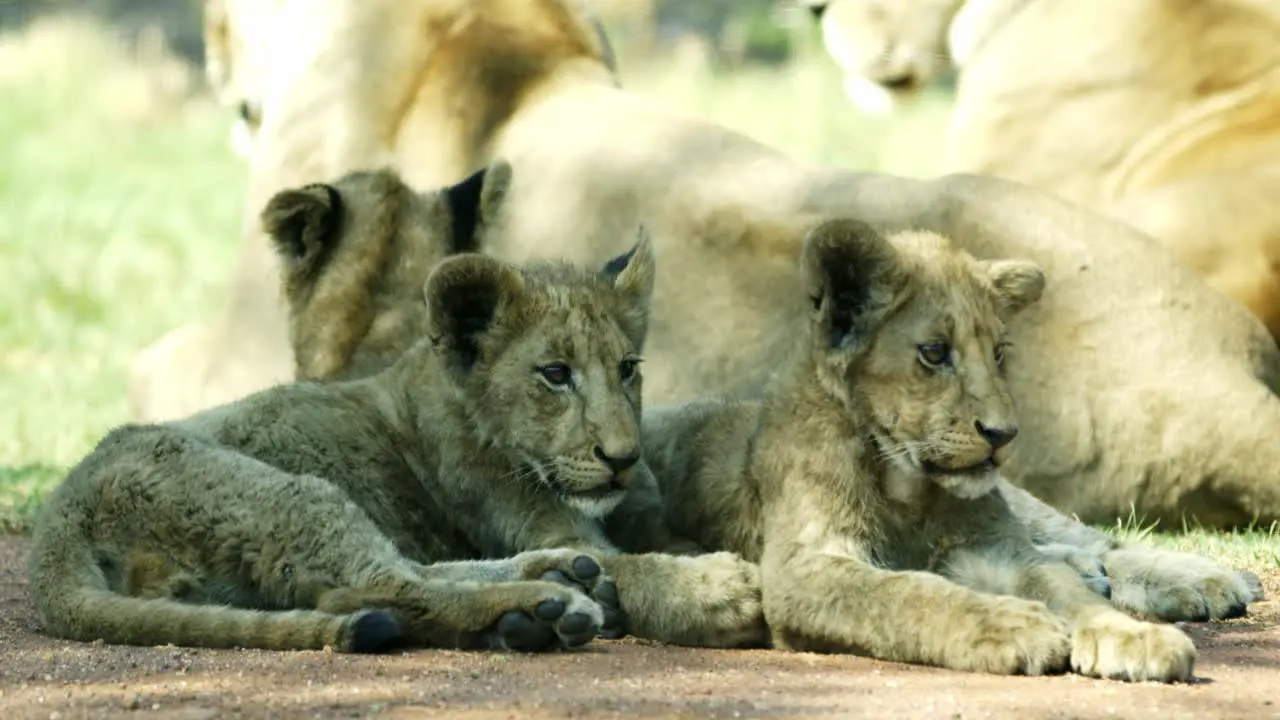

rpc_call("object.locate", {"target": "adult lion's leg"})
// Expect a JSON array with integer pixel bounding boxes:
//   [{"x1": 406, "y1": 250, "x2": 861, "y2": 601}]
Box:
[
  {"x1": 760, "y1": 544, "x2": 1072, "y2": 675},
  {"x1": 998, "y1": 480, "x2": 1260, "y2": 620}
]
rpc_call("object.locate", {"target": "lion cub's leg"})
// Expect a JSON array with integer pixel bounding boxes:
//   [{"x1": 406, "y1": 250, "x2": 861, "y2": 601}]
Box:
[
  {"x1": 1012, "y1": 560, "x2": 1198, "y2": 682},
  {"x1": 1099, "y1": 547, "x2": 1259, "y2": 622},
  {"x1": 402, "y1": 550, "x2": 626, "y2": 641},
  {"x1": 591, "y1": 551, "x2": 767, "y2": 648},
  {"x1": 311, "y1": 567, "x2": 606, "y2": 652},
  {"x1": 999, "y1": 480, "x2": 1260, "y2": 621},
  {"x1": 761, "y1": 544, "x2": 1072, "y2": 675}
]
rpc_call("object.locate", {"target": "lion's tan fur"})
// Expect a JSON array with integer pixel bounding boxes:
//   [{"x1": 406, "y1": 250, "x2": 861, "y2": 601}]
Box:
[
  {"x1": 130, "y1": 0, "x2": 1280, "y2": 530},
  {"x1": 806, "y1": 0, "x2": 1280, "y2": 341},
  {"x1": 643, "y1": 220, "x2": 1199, "y2": 681},
  {"x1": 34, "y1": 210, "x2": 767, "y2": 652}
]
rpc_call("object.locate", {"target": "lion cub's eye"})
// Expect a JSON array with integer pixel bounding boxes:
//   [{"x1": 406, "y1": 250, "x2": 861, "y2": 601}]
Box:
[
  {"x1": 537, "y1": 363, "x2": 573, "y2": 388},
  {"x1": 917, "y1": 343, "x2": 952, "y2": 368},
  {"x1": 619, "y1": 358, "x2": 641, "y2": 382}
]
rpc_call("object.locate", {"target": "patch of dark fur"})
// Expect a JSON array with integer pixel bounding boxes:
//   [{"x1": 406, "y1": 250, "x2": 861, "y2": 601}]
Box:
[{"x1": 444, "y1": 166, "x2": 488, "y2": 254}]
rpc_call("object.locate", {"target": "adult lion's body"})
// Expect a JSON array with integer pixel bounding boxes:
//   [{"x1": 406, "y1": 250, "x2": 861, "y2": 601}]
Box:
[
  {"x1": 32, "y1": 175, "x2": 767, "y2": 653},
  {"x1": 131, "y1": 0, "x2": 1280, "y2": 528},
  {"x1": 804, "y1": 0, "x2": 1280, "y2": 341}
]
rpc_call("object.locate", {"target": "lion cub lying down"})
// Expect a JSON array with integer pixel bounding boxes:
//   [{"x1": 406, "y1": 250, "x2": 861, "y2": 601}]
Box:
[
  {"x1": 28, "y1": 233, "x2": 765, "y2": 653},
  {"x1": 644, "y1": 219, "x2": 1196, "y2": 681}
]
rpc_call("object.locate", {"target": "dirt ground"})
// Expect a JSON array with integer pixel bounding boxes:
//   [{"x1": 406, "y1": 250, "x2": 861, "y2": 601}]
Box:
[{"x1": 1, "y1": 537, "x2": 1277, "y2": 720}]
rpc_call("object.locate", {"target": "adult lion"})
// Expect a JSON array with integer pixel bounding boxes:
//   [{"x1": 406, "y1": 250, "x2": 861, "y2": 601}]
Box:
[
  {"x1": 802, "y1": 0, "x2": 1280, "y2": 341},
  {"x1": 130, "y1": 0, "x2": 1280, "y2": 528}
]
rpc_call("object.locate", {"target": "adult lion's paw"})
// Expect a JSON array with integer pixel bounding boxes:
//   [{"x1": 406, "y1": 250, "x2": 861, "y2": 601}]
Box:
[
  {"x1": 1103, "y1": 548, "x2": 1256, "y2": 622},
  {"x1": 1071, "y1": 614, "x2": 1196, "y2": 683},
  {"x1": 945, "y1": 596, "x2": 1072, "y2": 676}
]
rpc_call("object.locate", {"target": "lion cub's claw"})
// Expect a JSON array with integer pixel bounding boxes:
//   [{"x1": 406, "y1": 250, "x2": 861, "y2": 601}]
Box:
[
  {"x1": 951, "y1": 598, "x2": 1071, "y2": 676},
  {"x1": 1071, "y1": 618, "x2": 1196, "y2": 683}
]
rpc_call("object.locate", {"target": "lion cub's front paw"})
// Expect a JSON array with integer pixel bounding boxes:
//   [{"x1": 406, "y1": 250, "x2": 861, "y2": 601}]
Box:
[
  {"x1": 682, "y1": 551, "x2": 767, "y2": 648},
  {"x1": 487, "y1": 580, "x2": 606, "y2": 653},
  {"x1": 1071, "y1": 615, "x2": 1196, "y2": 683},
  {"x1": 947, "y1": 597, "x2": 1071, "y2": 676},
  {"x1": 1103, "y1": 548, "x2": 1255, "y2": 622},
  {"x1": 506, "y1": 549, "x2": 623, "y2": 635}
]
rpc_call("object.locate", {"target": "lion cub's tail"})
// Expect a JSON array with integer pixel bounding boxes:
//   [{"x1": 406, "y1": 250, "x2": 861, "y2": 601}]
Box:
[{"x1": 28, "y1": 515, "x2": 401, "y2": 654}]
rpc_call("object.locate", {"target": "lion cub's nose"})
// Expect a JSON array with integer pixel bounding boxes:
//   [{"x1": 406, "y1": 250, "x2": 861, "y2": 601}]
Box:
[
  {"x1": 593, "y1": 446, "x2": 640, "y2": 474},
  {"x1": 975, "y1": 420, "x2": 1018, "y2": 450}
]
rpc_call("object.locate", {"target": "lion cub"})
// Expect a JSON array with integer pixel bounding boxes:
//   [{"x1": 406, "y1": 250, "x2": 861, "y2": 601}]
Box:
[
  {"x1": 29, "y1": 230, "x2": 763, "y2": 654},
  {"x1": 645, "y1": 219, "x2": 1196, "y2": 681}
]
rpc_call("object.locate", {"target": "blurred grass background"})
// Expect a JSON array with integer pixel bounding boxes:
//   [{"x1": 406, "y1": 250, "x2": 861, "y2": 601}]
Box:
[{"x1": 0, "y1": 2, "x2": 1274, "y2": 576}]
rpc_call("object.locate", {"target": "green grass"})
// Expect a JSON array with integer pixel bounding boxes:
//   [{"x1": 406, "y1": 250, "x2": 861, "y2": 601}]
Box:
[
  {"x1": 0, "y1": 17, "x2": 1276, "y2": 579},
  {"x1": 0, "y1": 17, "x2": 247, "y2": 530}
]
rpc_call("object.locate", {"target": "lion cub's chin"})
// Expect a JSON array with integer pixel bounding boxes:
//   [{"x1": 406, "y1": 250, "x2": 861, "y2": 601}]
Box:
[
  {"x1": 929, "y1": 469, "x2": 1001, "y2": 501},
  {"x1": 560, "y1": 486, "x2": 626, "y2": 519},
  {"x1": 885, "y1": 457, "x2": 1002, "y2": 503}
]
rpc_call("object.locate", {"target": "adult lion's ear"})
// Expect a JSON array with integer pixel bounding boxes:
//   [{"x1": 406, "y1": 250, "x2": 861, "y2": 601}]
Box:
[
  {"x1": 602, "y1": 226, "x2": 656, "y2": 347},
  {"x1": 982, "y1": 259, "x2": 1046, "y2": 317},
  {"x1": 424, "y1": 254, "x2": 524, "y2": 371},
  {"x1": 800, "y1": 218, "x2": 904, "y2": 352},
  {"x1": 261, "y1": 183, "x2": 343, "y2": 267},
  {"x1": 444, "y1": 160, "x2": 513, "y2": 255}
]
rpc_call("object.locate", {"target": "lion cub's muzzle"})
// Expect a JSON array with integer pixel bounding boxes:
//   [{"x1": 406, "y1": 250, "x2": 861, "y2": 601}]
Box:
[
  {"x1": 922, "y1": 420, "x2": 1020, "y2": 477},
  {"x1": 542, "y1": 446, "x2": 640, "y2": 516}
]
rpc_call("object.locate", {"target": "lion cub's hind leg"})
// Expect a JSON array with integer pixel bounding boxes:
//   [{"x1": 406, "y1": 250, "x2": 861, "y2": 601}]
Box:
[
  {"x1": 1100, "y1": 547, "x2": 1259, "y2": 622},
  {"x1": 409, "y1": 549, "x2": 625, "y2": 640},
  {"x1": 314, "y1": 569, "x2": 607, "y2": 652}
]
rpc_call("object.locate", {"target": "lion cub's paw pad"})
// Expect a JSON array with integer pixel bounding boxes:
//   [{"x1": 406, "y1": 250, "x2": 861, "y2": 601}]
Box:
[
  {"x1": 591, "y1": 579, "x2": 627, "y2": 639},
  {"x1": 957, "y1": 600, "x2": 1071, "y2": 676},
  {"x1": 1071, "y1": 620, "x2": 1196, "y2": 683},
  {"x1": 346, "y1": 609, "x2": 405, "y2": 654},
  {"x1": 493, "y1": 610, "x2": 557, "y2": 652},
  {"x1": 572, "y1": 555, "x2": 601, "y2": 581},
  {"x1": 541, "y1": 566, "x2": 626, "y2": 639}
]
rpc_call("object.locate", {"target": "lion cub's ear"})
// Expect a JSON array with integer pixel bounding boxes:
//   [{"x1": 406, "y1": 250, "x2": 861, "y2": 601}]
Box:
[
  {"x1": 602, "y1": 226, "x2": 657, "y2": 347},
  {"x1": 443, "y1": 160, "x2": 514, "y2": 255},
  {"x1": 801, "y1": 218, "x2": 905, "y2": 352},
  {"x1": 424, "y1": 254, "x2": 525, "y2": 371},
  {"x1": 261, "y1": 183, "x2": 343, "y2": 267},
  {"x1": 982, "y1": 259, "x2": 1046, "y2": 317}
]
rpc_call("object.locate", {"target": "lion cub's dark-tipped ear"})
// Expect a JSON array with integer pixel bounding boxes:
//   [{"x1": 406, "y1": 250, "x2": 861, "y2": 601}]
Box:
[
  {"x1": 604, "y1": 226, "x2": 656, "y2": 304},
  {"x1": 261, "y1": 183, "x2": 343, "y2": 266},
  {"x1": 801, "y1": 218, "x2": 904, "y2": 352},
  {"x1": 424, "y1": 254, "x2": 525, "y2": 371},
  {"x1": 982, "y1": 259, "x2": 1046, "y2": 317},
  {"x1": 602, "y1": 226, "x2": 656, "y2": 346},
  {"x1": 444, "y1": 160, "x2": 513, "y2": 254}
]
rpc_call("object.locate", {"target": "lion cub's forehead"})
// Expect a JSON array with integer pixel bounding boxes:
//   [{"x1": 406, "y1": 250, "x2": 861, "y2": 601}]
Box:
[
  {"x1": 517, "y1": 276, "x2": 637, "y2": 363},
  {"x1": 888, "y1": 231, "x2": 1004, "y2": 335}
]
